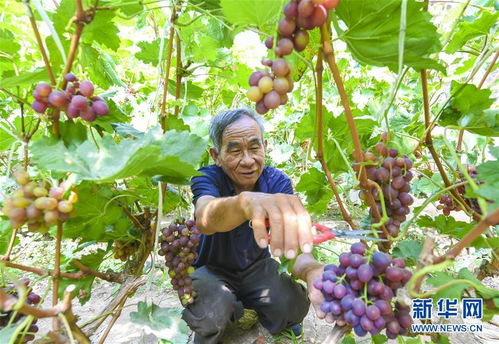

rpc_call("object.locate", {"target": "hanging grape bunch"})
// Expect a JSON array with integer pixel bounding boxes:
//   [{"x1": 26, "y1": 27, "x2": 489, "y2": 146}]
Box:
[
  {"x1": 247, "y1": 0, "x2": 341, "y2": 114},
  {"x1": 313, "y1": 243, "x2": 413, "y2": 339},
  {"x1": 354, "y1": 141, "x2": 414, "y2": 238},
  {"x1": 1, "y1": 168, "x2": 78, "y2": 232},
  {"x1": 158, "y1": 218, "x2": 201, "y2": 306},
  {"x1": 437, "y1": 165, "x2": 482, "y2": 216},
  {"x1": 0, "y1": 279, "x2": 41, "y2": 342},
  {"x1": 31, "y1": 73, "x2": 109, "y2": 122},
  {"x1": 112, "y1": 240, "x2": 139, "y2": 261}
]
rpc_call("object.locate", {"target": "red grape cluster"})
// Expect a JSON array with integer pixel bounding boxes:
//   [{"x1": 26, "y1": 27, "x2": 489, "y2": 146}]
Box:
[
  {"x1": 313, "y1": 243, "x2": 413, "y2": 339},
  {"x1": 112, "y1": 240, "x2": 139, "y2": 261},
  {"x1": 247, "y1": 0, "x2": 341, "y2": 114},
  {"x1": 158, "y1": 218, "x2": 201, "y2": 306},
  {"x1": 1, "y1": 168, "x2": 77, "y2": 232},
  {"x1": 354, "y1": 142, "x2": 414, "y2": 238},
  {"x1": 31, "y1": 73, "x2": 109, "y2": 122},
  {"x1": 437, "y1": 165, "x2": 481, "y2": 215},
  {"x1": 0, "y1": 279, "x2": 41, "y2": 342}
]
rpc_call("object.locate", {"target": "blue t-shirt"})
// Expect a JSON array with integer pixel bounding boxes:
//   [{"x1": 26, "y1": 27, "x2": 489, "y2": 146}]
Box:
[{"x1": 191, "y1": 164, "x2": 293, "y2": 272}]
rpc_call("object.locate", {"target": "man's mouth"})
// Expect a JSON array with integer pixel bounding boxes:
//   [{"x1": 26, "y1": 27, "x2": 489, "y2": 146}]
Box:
[{"x1": 240, "y1": 171, "x2": 256, "y2": 176}]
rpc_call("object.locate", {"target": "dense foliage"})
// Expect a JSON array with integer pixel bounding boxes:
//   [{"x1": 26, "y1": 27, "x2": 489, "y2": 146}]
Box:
[{"x1": 0, "y1": 0, "x2": 498, "y2": 343}]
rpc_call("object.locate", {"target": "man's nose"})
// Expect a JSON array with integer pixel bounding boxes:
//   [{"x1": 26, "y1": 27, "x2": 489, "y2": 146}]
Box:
[{"x1": 240, "y1": 151, "x2": 254, "y2": 166}]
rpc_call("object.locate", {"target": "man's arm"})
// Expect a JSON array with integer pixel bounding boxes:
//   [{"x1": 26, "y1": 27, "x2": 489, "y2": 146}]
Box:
[{"x1": 194, "y1": 191, "x2": 314, "y2": 258}]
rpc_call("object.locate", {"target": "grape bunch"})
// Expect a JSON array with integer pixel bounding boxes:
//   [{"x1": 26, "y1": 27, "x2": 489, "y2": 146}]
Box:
[
  {"x1": 158, "y1": 218, "x2": 201, "y2": 306},
  {"x1": 246, "y1": 0, "x2": 341, "y2": 114},
  {"x1": 437, "y1": 165, "x2": 481, "y2": 216},
  {"x1": 112, "y1": 240, "x2": 139, "y2": 261},
  {"x1": 354, "y1": 141, "x2": 414, "y2": 238},
  {"x1": 1, "y1": 168, "x2": 77, "y2": 232},
  {"x1": 1, "y1": 279, "x2": 41, "y2": 342},
  {"x1": 313, "y1": 243, "x2": 413, "y2": 339},
  {"x1": 31, "y1": 73, "x2": 109, "y2": 122}
]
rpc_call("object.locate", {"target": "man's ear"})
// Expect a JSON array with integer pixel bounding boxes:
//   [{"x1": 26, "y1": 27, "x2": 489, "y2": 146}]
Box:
[
  {"x1": 209, "y1": 147, "x2": 221, "y2": 166},
  {"x1": 264, "y1": 139, "x2": 268, "y2": 151}
]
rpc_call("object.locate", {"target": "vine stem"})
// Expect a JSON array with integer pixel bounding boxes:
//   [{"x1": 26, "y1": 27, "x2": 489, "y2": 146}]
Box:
[
  {"x1": 434, "y1": 208, "x2": 499, "y2": 263},
  {"x1": 315, "y1": 49, "x2": 356, "y2": 230},
  {"x1": 173, "y1": 30, "x2": 182, "y2": 118},
  {"x1": 52, "y1": 221, "x2": 63, "y2": 331},
  {"x1": 456, "y1": 50, "x2": 498, "y2": 151},
  {"x1": 320, "y1": 23, "x2": 389, "y2": 241},
  {"x1": 159, "y1": 8, "x2": 176, "y2": 131},
  {"x1": 23, "y1": 0, "x2": 56, "y2": 85},
  {"x1": 420, "y1": 69, "x2": 479, "y2": 220},
  {"x1": 1, "y1": 228, "x2": 18, "y2": 261}
]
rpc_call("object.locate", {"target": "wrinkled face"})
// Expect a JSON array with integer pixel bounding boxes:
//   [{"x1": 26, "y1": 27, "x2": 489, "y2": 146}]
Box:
[{"x1": 211, "y1": 116, "x2": 266, "y2": 193}]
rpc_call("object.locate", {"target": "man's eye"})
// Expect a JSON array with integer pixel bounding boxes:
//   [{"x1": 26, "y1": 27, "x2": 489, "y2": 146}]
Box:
[
  {"x1": 231, "y1": 150, "x2": 241, "y2": 154},
  {"x1": 250, "y1": 146, "x2": 260, "y2": 151}
]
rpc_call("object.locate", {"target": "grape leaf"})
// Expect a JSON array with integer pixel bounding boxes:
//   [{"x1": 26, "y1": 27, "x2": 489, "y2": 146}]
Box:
[
  {"x1": 295, "y1": 167, "x2": 334, "y2": 214},
  {"x1": 392, "y1": 240, "x2": 422, "y2": 267},
  {"x1": 220, "y1": 0, "x2": 282, "y2": 29},
  {"x1": 0, "y1": 219, "x2": 19, "y2": 255},
  {"x1": 51, "y1": 0, "x2": 75, "y2": 36},
  {"x1": 167, "y1": 79, "x2": 205, "y2": 100},
  {"x1": 112, "y1": 123, "x2": 145, "y2": 139},
  {"x1": 446, "y1": 11, "x2": 499, "y2": 54},
  {"x1": 135, "y1": 39, "x2": 169, "y2": 67},
  {"x1": 335, "y1": 0, "x2": 444, "y2": 73},
  {"x1": 188, "y1": 0, "x2": 221, "y2": 11},
  {"x1": 112, "y1": 0, "x2": 144, "y2": 16},
  {"x1": 0, "y1": 29, "x2": 20, "y2": 56},
  {"x1": 340, "y1": 334, "x2": 355, "y2": 344},
  {"x1": 130, "y1": 301, "x2": 189, "y2": 343},
  {"x1": 30, "y1": 127, "x2": 206, "y2": 184},
  {"x1": 416, "y1": 215, "x2": 474, "y2": 239},
  {"x1": 0, "y1": 125, "x2": 17, "y2": 151},
  {"x1": 80, "y1": 44, "x2": 126, "y2": 89},
  {"x1": 371, "y1": 334, "x2": 388, "y2": 344},
  {"x1": 0, "y1": 68, "x2": 49, "y2": 89},
  {"x1": 58, "y1": 249, "x2": 106, "y2": 305},
  {"x1": 451, "y1": 81, "x2": 495, "y2": 115},
  {"x1": 82, "y1": 10, "x2": 120, "y2": 51}
]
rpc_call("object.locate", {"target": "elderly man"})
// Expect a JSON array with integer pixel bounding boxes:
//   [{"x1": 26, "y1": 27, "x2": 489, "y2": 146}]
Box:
[{"x1": 181, "y1": 108, "x2": 321, "y2": 343}]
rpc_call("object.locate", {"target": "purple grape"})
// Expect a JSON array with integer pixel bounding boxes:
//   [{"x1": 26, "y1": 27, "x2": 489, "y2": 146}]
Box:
[
  {"x1": 339, "y1": 252, "x2": 351, "y2": 267},
  {"x1": 351, "y1": 242, "x2": 366, "y2": 255},
  {"x1": 375, "y1": 300, "x2": 392, "y2": 315},
  {"x1": 366, "y1": 305, "x2": 381, "y2": 320},
  {"x1": 372, "y1": 251, "x2": 391, "y2": 273},
  {"x1": 380, "y1": 285, "x2": 394, "y2": 300},
  {"x1": 352, "y1": 299, "x2": 366, "y2": 317},
  {"x1": 367, "y1": 280, "x2": 384, "y2": 296},
  {"x1": 387, "y1": 320, "x2": 401, "y2": 334},
  {"x1": 322, "y1": 280, "x2": 334, "y2": 294},
  {"x1": 346, "y1": 266, "x2": 358, "y2": 280},
  {"x1": 31, "y1": 100, "x2": 47, "y2": 113},
  {"x1": 65, "y1": 73, "x2": 78, "y2": 82},
  {"x1": 397, "y1": 312, "x2": 413, "y2": 328},
  {"x1": 376, "y1": 167, "x2": 390, "y2": 183},
  {"x1": 374, "y1": 316, "x2": 385, "y2": 329},
  {"x1": 382, "y1": 157, "x2": 395, "y2": 169},
  {"x1": 354, "y1": 325, "x2": 367, "y2": 336},
  {"x1": 340, "y1": 295, "x2": 354, "y2": 311},
  {"x1": 350, "y1": 279, "x2": 364, "y2": 290},
  {"x1": 385, "y1": 267, "x2": 403, "y2": 282},
  {"x1": 71, "y1": 95, "x2": 88, "y2": 110},
  {"x1": 399, "y1": 192, "x2": 414, "y2": 206},
  {"x1": 322, "y1": 270, "x2": 337, "y2": 282},
  {"x1": 79, "y1": 80, "x2": 94, "y2": 97},
  {"x1": 333, "y1": 284, "x2": 347, "y2": 298},
  {"x1": 357, "y1": 264, "x2": 374, "y2": 282},
  {"x1": 35, "y1": 82, "x2": 52, "y2": 96},
  {"x1": 344, "y1": 310, "x2": 360, "y2": 326},
  {"x1": 392, "y1": 258, "x2": 406, "y2": 268},
  {"x1": 320, "y1": 301, "x2": 331, "y2": 313},
  {"x1": 48, "y1": 90, "x2": 69, "y2": 107},
  {"x1": 313, "y1": 278, "x2": 323, "y2": 290},
  {"x1": 401, "y1": 269, "x2": 412, "y2": 284},
  {"x1": 392, "y1": 176, "x2": 405, "y2": 189},
  {"x1": 360, "y1": 315, "x2": 374, "y2": 331},
  {"x1": 324, "y1": 264, "x2": 336, "y2": 272},
  {"x1": 330, "y1": 300, "x2": 342, "y2": 315},
  {"x1": 92, "y1": 100, "x2": 109, "y2": 116},
  {"x1": 386, "y1": 330, "x2": 397, "y2": 339},
  {"x1": 349, "y1": 254, "x2": 365, "y2": 268},
  {"x1": 335, "y1": 266, "x2": 346, "y2": 276},
  {"x1": 404, "y1": 170, "x2": 414, "y2": 181},
  {"x1": 80, "y1": 107, "x2": 96, "y2": 122}
]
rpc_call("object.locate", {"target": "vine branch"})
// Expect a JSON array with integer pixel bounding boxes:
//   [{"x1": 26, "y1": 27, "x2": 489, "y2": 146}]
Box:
[{"x1": 159, "y1": 8, "x2": 177, "y2": 131}]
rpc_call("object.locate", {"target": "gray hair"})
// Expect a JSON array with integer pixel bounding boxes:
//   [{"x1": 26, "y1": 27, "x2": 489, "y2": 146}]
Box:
[{"x1": 209, "y1": 108, "x2": 265, "y2": 153}]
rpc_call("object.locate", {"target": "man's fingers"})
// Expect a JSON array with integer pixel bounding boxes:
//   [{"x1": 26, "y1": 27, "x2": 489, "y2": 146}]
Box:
[
  {"x1": 278, "y1": 200, "x2": 298, "y2": 259},
  {"x1": 251, "y1": 208, "x2": 268, "y2": 249},
  {"x1": 291, "y1": 197, "x2": 313, "y2": 253},
  {"x1": 267, "y1": 206, "x2": 284, "y2": 257}
]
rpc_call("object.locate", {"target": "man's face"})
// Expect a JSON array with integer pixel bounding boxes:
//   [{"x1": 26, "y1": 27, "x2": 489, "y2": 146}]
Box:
[{"x1": 211, "y1": 116, "x2": 266, "y2": 193}]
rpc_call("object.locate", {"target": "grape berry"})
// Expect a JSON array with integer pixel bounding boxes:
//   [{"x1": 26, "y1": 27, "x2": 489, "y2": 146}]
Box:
[
  {"x1": 31, "y1": 74, "x2": 109, "y2": 122},
  {"x1": 314, "y1": 243, "x2": 413, "y2": 339},
  {"x1": 0, "y1": 279, "x2": 41, "y2": 342},
  {"x1": 158, "y1": 218, "x2": 201, "y2": 306},
  {"x1": 437, "y1": 165, "x2": 481, "y2": 216},
  {"x1": 354, "y1": 141, "x2": 414, "y2": 238},
  {"x1": 247, "y1": 0, "x2": 341, "y2": 114},
  {"x1": 112, "y1": 240, "x2": 139, "y2": 261},
  {"x1": 1, "y1": 168, "x2": 77, "y2": 232}
]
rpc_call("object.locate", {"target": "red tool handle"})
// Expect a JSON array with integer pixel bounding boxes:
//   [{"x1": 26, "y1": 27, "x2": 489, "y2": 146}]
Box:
[{"x1": 263, "y1": 219, "x2": 336, "y2": 245}]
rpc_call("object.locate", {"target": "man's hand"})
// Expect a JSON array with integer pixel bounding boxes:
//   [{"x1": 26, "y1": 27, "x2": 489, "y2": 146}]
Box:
[
  {"x1": 238, "y1": 191, "x2": 313, "y2": 258},
  {"x1": 293, "y1": 253, "x2": 338, "y2": 322}
]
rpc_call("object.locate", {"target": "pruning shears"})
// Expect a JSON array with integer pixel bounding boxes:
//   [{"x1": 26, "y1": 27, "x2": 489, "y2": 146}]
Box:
[{"x1": 262, "y1": 219, "x2": 387, "y2": 244}]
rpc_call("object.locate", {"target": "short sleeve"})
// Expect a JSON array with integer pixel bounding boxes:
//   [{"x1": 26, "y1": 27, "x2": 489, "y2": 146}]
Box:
[
  {"x1": 191, "y1": 168, "x2": 221, "y2": 205},
  {"x1": 269, "y1": 170, "x2": 294, "y2": 195}
]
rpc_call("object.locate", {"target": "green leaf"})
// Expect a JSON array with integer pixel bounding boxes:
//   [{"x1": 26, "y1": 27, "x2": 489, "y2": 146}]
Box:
[
  {"x1": 295, "y1": 167, "x2": 333, "y2": 214},
  {"x1": 340, "y1": 334, "x2": 355, "y2": 344},
  {"x1": 451, "y1": 81, "x2": 495, "y2": 116},
  {"x1": 168, "y1": 79, "x2": 204, "y2": 100},
  {"x1": 130, "y1": 302, "x2": 189, "y2": 342},
  {"x1": 188, "y1": 0, "x2": 221, "y2": 11},
  {"x1": 58, "y1": 121, "x2": 88, "y2": 148},
  {"x1": 427, "y1": 271, "x2": 469, "y2": 300},
  {"x1": 0, "y1": 323, "x2": 19, "y2": 343},
  {"x1": 220, "y1": 0, "x2": 282, "y2": 29},
  {"x1": 0, "y1": 219, "x2": 19, "y2": 255},
  {"x1": 0, "y1": 68, "x2": 49, "y2": 89},
  {"x1": 52, "y1": 0, "x2": 75, "y2": 36},
  {"x1": 135, "y1": 39, "x2": 169, "y2": 67},
  {"x1": 416, "y1": 215, "x2": 474, "y2": 239},
  {"x1": 80, "y1": 44, "x2": 126, "y2": 89},
  {"x1": 30, "y1": 128, "x2": 206, "y2": 184},
  {"x1": 82, "y1": 11, "x2": 120, "y2": 51},
  {"x1": 0, "y1": 125, "x2": 18, "y2": 151},
  {"x1": 477, "y1": 159, "x2": 499, "y2": 184},
  {"x1": 371, "y1": 334, "x2": 388, "y2": 344},
  {"x1": 446, "y1": 11, "x2": 499, "y2": 53},
  {"x1": 335, "y1": 0, "x2": 444, "y2": 72},
  {"x1": 0, "y1": 29, "x2": 20, "y2": 56},
  {"x1": 112, "y1": 123, "x2": 145, "y2": 139},
  {"x1": 62, "y1": 182, "x2": 127, "y2": 241},
  {"x1": 58, "y1": 249, "x2": 106, "y2": 304},
  {"x1": 113, "y1": 0, "x2": 144, "y2": 17},
  {"x1": 392, "y1": 240, "x2": 422, "y2": 267}
]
